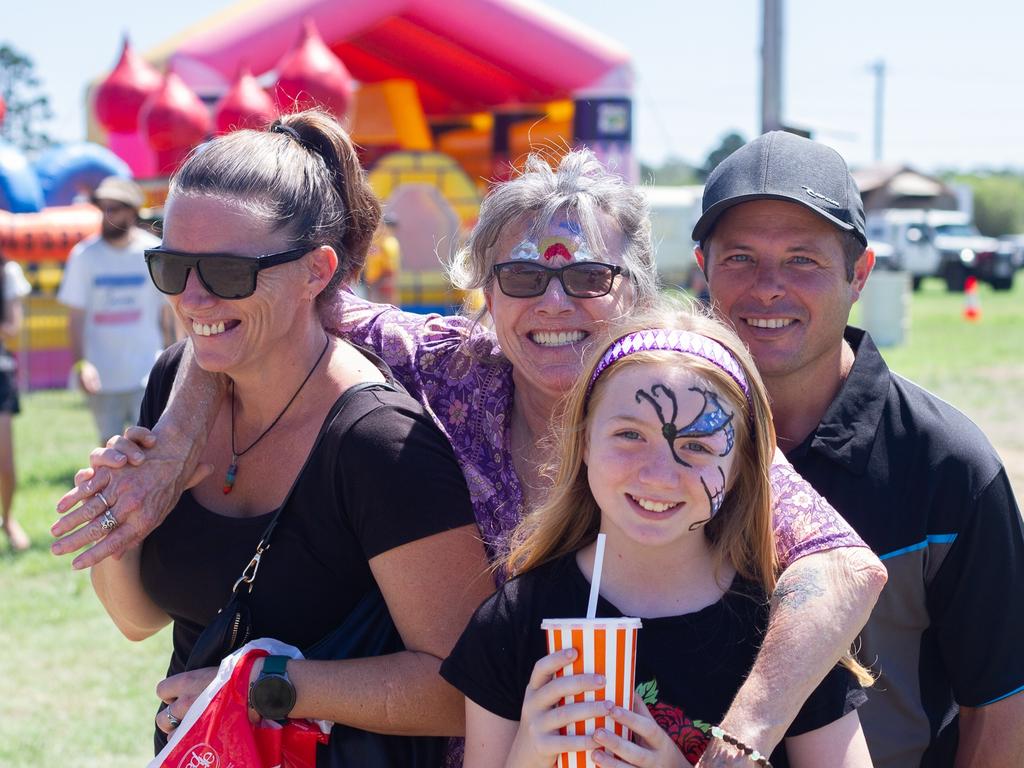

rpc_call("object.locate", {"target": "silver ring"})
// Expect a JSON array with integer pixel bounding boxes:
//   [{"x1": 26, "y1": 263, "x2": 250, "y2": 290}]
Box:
[
  {"x1": 166, "y1": 710, "x2": 181, "y2": 729},
  {"x1": 96, "y1": 490, "x2": 111, "y2": 510},
  {"x1": 99, "y1": 509, "x2": 118, "y2": 533}
]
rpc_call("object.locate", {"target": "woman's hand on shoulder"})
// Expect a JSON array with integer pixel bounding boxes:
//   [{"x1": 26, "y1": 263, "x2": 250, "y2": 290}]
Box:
[
  {"x1": 51, "y1": 426, "x2": 213, "y2": 569},
  {"x1": 506, "y1": 648, "x2": 609, "y2": 768},
  {"x1": 593, "y1": 697, "x2": 688, "y2": 768}
]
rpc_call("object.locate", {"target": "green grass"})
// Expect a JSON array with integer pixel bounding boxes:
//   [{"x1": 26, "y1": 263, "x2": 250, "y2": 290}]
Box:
[
  {"x1": 853, "y1": 275, "x2": 1024, "y2": 493},
  {"x1": 0, "y1": 276, "x2": 1020, "y2": 766},
  {"x1": 0, "y1": 390, "x2": 171, "y2": 768}
]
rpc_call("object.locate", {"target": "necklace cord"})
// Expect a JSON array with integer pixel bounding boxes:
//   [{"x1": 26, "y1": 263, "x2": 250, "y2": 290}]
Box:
[{"x1": 224, "y1": 335, "x2": 331, "y2": 493}]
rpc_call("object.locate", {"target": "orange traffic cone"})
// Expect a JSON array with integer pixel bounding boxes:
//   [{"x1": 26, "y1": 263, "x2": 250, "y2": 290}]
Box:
[{"x1": 963, "y1": 276, "x2": 981, "y2": 321}]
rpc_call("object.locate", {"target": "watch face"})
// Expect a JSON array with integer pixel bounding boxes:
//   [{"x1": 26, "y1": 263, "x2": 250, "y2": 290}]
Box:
[{"x1": 251, "y1": 674, "x2": 296, "y2": 721}]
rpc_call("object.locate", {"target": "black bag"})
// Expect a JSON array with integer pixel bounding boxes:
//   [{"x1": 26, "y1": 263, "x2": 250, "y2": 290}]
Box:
[
  {"x1": 306, "y1": 587, "x2": 446, "y2": 768},
  {"x1": 179, "y1": 380, "x2": 446, "y2": 767},
  {"x1": 184, "y1": 582, "x2": 253, "y2": 671}
]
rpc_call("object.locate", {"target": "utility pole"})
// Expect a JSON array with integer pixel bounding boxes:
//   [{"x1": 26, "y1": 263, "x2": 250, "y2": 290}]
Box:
[
  {"x1": 761, "y1": 0, "x2": 783, "y2": 134},
  {"x1": 869, "y1": 59, "x2": 886, "y2": 163}
]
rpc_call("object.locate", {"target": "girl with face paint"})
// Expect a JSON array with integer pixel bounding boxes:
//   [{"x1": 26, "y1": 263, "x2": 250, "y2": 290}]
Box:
[{"x1": 440, "y1": 305, "x2": 874, "y2": 768}]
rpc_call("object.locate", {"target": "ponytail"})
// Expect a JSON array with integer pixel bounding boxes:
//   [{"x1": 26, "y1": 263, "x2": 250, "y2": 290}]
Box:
[{"x1": 170, "y1": 108, "x2": 381, "y2": 305}]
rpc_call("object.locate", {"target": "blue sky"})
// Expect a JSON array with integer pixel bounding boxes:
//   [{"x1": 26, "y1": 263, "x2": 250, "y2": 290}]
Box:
[{"x1": 6, "y1": 0, "x2": 1024, "y2": 172}]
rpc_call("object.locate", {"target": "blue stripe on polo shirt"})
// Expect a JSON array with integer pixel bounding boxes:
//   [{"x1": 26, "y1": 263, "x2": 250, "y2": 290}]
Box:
[
  {"x1": 879, "y1": 534, "x2": 958, "y2": 561},
  {"x1": 94, "y1": 274, "x2": 147, "y2": 287},
  {"x1": 980, "y1": 682, "x2": 1024, "y2": 707}
]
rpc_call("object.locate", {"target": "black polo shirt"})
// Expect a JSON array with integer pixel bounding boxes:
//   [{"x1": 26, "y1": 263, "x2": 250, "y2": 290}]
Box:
[{"x1": 787, "y1": 327, "x2": 1024, "y2": 768}]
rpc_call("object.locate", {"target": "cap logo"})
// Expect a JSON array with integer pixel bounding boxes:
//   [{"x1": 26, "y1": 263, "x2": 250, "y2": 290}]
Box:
[{"x1": 801, "y1": 185, "x2": 839, "y2": 207}]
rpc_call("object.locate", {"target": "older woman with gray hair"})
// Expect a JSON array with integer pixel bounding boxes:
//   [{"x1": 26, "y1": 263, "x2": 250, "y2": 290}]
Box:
[{"x1": 55, "y1": 147, "x2": 885, "y2": 765}]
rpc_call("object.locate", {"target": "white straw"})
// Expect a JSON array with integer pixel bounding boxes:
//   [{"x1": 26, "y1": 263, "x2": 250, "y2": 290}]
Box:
[{"x1": 586, "y1": 533, "x2": 606, "y2": 619}]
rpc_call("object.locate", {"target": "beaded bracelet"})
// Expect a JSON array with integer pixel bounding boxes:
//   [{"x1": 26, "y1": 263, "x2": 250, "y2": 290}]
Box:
[{"x1": 710, "y1": 726, "x2": 773, "y2": 767}]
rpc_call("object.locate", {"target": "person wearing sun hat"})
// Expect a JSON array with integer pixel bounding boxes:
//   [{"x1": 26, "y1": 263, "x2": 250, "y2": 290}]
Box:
[
  {"x1": 694, "y1": 130, "x2": 1024, "y2": 767},
  {"x1": 57, "y1": 176, "x2": 173, "y2": 444}
]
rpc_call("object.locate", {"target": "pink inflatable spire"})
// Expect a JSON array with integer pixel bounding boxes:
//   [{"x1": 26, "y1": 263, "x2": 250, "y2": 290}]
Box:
[
  {"x1": 273, "y1": 18, "x2": 353, "y2": 119},
  {"x1": 215, "y1": 63, "x2": 278, "y2": 134},
  {"x1": 94, "y1": 36, "x2": 163, "y2": 134},
  {"x1": 140, "y1": 70, "x2": 211, "y2": 175}
]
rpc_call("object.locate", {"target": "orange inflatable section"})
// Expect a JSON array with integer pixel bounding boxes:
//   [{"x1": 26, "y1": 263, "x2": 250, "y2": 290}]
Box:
[{"x1": 0, "y1": 205, "x2": 101, "y2": 264}]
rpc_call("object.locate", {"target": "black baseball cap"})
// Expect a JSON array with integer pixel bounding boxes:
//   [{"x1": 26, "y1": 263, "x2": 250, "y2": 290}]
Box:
[{"x1": 691, "y1": 131, "x2": 867, "y2": 246}]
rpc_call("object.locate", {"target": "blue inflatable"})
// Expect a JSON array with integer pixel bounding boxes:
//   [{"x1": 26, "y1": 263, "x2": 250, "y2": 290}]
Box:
[
  {"x1": 0, "y1": 142, "x2": 45, "y2": 213},
  {"x1": 35, "y1": 142, "x2": 133, "y2": 207}
]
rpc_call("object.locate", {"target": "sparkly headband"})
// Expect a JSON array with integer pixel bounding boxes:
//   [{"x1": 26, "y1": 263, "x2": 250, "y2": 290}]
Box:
[{"x1": 586, "y1": 329, "x2": 753, "y2": 413}]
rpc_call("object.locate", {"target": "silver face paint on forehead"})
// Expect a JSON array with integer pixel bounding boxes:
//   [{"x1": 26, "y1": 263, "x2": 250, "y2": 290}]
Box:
[
  {"x1": 507, "y1": 219, "x2": 596, "y2": 263},
  {"x1": 556, "y1": 220, "x2": 594, "y2": 260},
  {"x1": 510, "y1": 240, "x2": 541, "y2": 260}
]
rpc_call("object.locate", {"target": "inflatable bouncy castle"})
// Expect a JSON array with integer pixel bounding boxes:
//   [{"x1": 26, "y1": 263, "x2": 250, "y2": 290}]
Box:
[
  {"x1": 0, "y1": 140, "x2": 133, "y2": 387},
  {"x1": 2, "y1": 0, "x2": 634, "y2": 389}
]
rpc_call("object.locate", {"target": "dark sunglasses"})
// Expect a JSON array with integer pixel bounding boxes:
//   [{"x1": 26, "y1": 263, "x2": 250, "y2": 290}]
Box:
[
  {"x1": 492, "y1": 261, "x2": 629, "y2": 299},
  {"x1": 143, "y1": 246, "x2": 311, "y2": 300}
]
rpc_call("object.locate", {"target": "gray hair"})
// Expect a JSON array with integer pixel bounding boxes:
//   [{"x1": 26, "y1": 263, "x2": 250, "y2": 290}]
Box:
[
  {"x1": 168, "y1": 109, "x2": 381, "y2": 307},
  {"x1": 448, "y1": 149, "x2": 658, "y2": 308}
]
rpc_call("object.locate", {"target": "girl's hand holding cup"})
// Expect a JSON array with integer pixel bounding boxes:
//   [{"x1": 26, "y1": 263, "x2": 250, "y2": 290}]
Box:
[
  {"x1": 507, "y1": 648, "x2": 612, "y2": 768},
  {"x1": 592, "y1": 698, "x2": 688, "y2": 768}
]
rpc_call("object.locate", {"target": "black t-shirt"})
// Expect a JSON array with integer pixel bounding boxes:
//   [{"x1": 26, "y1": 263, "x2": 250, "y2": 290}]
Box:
[
  {"x1": 138, "y1": 343, "x2": 477, "y2": 679},
  {"x1": 441, "y1": 553, "x2": 865, "y2": 767}
]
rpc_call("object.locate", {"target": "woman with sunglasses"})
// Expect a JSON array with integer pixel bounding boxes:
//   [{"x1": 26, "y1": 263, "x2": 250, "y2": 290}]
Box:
[
  {"x1": 54, "y1": 110, "x2": 493, "y2": 755},
  {"x1": 56, "y1": 149, "x2": 886, "y2": 763}
]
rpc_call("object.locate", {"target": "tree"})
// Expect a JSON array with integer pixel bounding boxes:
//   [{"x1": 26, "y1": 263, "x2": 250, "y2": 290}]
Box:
[
  {"x1": 0, "y1": 43, "x2": 54, "y2": 152},
  {"x1": 946, "y1": 172, "x2": 1024, "y2": 237},
  {"x1": 700, "y1": 131, "x2": 746, "y2": 180},
  {"x1": 973, "y1": 175, "x2": 1024, "y2": 237}
]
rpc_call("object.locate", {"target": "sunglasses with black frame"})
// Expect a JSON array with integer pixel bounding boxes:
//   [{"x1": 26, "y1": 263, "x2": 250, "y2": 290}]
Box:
[
  {"x1": 143, "y1": 246, "x2": 312, "y2": 300},
  {"x1": 491, "y1": 260, "x2": 629, "y2": 299}
]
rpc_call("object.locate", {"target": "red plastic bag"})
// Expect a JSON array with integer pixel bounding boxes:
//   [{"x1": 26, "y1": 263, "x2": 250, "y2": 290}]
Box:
[{"x1": 148, "y1": 641, "x2": 329, "y2": 768}]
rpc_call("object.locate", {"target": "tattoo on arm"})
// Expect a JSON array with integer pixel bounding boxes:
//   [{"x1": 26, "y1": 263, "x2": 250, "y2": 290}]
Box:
[{"x1": 771, "y1": 566, "x2": 827, "y2": 611}]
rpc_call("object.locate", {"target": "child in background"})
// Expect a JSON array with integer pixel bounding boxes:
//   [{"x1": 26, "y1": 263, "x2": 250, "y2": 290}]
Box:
[{"x1": 441, "y1": 304, "x2": 874, "y2": 767}]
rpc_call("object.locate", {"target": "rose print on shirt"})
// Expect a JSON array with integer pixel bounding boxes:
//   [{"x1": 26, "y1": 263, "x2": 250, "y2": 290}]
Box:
[{"x1": 637, "y1": 679, "x2": 711, "y2": 765}]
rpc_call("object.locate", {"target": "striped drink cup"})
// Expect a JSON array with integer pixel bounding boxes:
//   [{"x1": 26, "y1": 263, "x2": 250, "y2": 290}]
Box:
[{"x1": 541, "y1": 617, "x2": 642, "y2": 768}]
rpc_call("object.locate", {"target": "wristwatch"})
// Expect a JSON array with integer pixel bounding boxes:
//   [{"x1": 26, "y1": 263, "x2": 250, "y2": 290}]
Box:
[{"x1": 248, "y1": 655, "x2": 296, "y2": 721}]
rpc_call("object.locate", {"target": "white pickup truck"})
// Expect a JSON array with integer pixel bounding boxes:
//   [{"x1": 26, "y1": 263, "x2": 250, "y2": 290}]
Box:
[{"x1": 865, "y1": 209, "x2": 1015, "y2": 291}]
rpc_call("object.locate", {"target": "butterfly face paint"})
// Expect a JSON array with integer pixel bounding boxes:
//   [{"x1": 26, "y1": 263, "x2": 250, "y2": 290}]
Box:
[
  {"x1": 634, "y1": 382, "x2": 736, "y2": 519},
  {"x1": 509, "y1": 219, "x2": 595, "y2": 263},
  {"x1": 585, "y1": 364, "x2": 741, "y2": 549}
]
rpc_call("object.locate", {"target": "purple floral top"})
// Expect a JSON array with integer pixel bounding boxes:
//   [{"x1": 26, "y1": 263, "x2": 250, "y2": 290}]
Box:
[{"x1": 327, "y1": 293, "x2": 866, "y2": 574}]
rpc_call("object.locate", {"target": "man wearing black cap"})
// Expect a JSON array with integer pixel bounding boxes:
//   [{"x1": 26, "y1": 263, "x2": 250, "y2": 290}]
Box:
[
  {"x1": 58, "y1": 176, "x2": 172, "y2": 445},
  {"x1": 692, "y1": 131, "x2": 1024, "y2": 767}
]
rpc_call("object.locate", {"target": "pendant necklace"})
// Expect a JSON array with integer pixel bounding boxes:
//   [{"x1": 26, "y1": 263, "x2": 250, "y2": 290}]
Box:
[{"x1": 223, "y1": 335, "x2": 331, "y2": 494}]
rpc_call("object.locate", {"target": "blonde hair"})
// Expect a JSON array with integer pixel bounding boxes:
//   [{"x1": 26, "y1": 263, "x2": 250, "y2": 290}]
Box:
[{"x1": 505, "y1": 297, "x2": 874, "y2": 686}]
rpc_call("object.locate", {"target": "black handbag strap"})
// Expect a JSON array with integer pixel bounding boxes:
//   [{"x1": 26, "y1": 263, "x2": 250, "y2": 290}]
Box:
[{"x1": 229, "y1": 379, "x2": 398, "y2": 596}]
